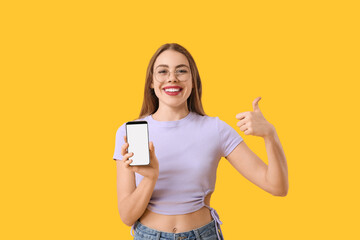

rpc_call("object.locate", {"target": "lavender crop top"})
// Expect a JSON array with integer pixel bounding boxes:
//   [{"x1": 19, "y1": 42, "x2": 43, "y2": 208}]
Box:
[{"x1": 113, "y1": 111, "x2": 243, "y2": 238}]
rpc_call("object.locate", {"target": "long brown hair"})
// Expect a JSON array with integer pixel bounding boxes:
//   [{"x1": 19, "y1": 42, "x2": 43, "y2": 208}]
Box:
[{"x1": 135, "y1": 43, "x2": 207, "y2": 120}]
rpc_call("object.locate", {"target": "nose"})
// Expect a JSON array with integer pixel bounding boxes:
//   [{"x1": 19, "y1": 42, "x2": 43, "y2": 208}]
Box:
[{"x1": 167, "y1": 71, "x2": 179, "y2": 82}]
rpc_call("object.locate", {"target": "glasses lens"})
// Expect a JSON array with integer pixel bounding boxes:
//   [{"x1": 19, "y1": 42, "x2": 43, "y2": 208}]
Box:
[
  {"x1": 155, "y1": 67, "x2": 190, "y2": 82},
  {"x1": 176, "y1": 68, "x2": 190, "y2": 81},
  {"x1": 155, "y1": 68, "x2": 169, "y2": 82}
]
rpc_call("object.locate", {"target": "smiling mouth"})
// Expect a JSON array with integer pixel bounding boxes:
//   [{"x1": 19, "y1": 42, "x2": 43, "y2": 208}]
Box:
[
  {"x1": 163, "y1": 88, "x2": 183, "y2": 92},
  {"x1": 163, "y1": 88, "x2": 183, "y2": 95}
]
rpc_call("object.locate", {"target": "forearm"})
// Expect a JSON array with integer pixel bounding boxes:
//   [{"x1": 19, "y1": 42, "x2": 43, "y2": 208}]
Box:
[
  {"x1": 264, "y1": 126, "x2": 289, "y2": 196},
  {"x1": 119, "y1": 176, "x2": 157, "y2": 226}
]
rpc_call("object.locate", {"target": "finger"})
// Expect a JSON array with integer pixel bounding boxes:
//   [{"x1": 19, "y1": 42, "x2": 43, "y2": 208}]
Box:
[
  {"x1": 149, "y1": 141, "x2": 155, "y2": 155},
  {"x1": 236, "y1": 112, "x2": 247, "y2": 120},
  {"x1": 239, "y1": 124, "x2": 248, "y2": 132},
  {"x1": 122, "y1": 153, "x2": 134, "y2": 167},
  {"x1": 236, "y1": 119, "x2": 247, "y2": 128},
  {"x1": 122, "y1": 152, "x2": 133, "y2": 162},
  {"x1": 121, "y1": 142, "x2": 129, "y2": 156},
  {"x1": 124, "y1": 159, "x2": 133, "y2": 167},
  {"x1": 252, "y1": 97, "x2": 262, "y2": 112},
  {"x1": 244, "y1": 128, "x2": 252, "y2": 135},
  {"x1": 149, "y1": 141, "x2": 158, "y2": 165}
]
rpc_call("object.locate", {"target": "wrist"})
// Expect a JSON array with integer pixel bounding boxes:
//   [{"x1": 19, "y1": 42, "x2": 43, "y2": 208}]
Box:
[
  {"x1": 144, "y1": 174, "x2": 158, "y2": 182},
  {"x1": 264, "y1": 124, "x2": 276, "y2": 140}
]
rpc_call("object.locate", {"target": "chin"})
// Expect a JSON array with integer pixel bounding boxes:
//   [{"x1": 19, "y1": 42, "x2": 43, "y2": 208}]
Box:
[{"x1": 158, "y1": 99, "x2": 188, "y2": 108}]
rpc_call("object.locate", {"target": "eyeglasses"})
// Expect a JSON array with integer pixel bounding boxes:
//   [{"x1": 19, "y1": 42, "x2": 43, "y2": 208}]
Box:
[{"x1": 154, "y1": 66, "x2": 191, "y2": 82}]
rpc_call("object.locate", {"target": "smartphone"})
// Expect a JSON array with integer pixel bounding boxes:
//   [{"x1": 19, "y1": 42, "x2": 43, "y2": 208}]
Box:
[{"x1": 125, "y1": 121, "x2": 150, "y2": 166}]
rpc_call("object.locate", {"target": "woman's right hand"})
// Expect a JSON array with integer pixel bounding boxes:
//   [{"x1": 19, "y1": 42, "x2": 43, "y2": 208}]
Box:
[{"x1": 120, "y1": 135, "x2": 159, "y2": 181}]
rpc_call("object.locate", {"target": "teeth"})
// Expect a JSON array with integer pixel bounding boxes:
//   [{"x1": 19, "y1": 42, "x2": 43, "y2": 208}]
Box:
[{"x1": 164, "y1": 88, "x2": 181, "y2": 92}]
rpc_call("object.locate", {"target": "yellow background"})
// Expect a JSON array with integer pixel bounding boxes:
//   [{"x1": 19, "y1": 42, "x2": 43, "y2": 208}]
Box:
[{"x1": 1, "y1": 0, "x2": 359, "y2": 239}]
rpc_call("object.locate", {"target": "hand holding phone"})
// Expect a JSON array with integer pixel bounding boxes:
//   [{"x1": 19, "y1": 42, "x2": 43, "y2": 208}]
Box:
[{"x1": 120, "y1": 121, "x2": 159, "y2": 180}]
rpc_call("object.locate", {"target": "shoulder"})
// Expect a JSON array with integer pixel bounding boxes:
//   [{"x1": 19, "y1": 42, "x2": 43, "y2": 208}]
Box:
[
  {"x1": 115, "y1": 123, "x2": 126, "y2": 138},
  {"x1": 191, "y1": 113, "x2": 230, "y2": 136},
  {"x1": 197, "y1": 114, "x2": 232, "y2": 129}
]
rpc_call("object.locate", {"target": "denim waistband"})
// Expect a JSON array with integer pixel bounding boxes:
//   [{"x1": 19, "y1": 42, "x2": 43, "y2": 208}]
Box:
[{"x1": 134, "y1": 219, "x2": 218, "y2": 239}]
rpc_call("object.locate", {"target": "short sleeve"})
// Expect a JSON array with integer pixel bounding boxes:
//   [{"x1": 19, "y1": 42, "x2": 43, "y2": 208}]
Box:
[
  {"x1": 113, "y1": 123, "x2": 126, "y2": 160},
  {"x1": 216, "y1": 117, "x2": 244, "y2": 158}
]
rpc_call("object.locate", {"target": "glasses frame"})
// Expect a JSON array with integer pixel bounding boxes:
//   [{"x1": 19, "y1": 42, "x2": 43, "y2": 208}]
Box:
[{"x1": 153, "y1": 65, "x2": 191, "y2": 82}]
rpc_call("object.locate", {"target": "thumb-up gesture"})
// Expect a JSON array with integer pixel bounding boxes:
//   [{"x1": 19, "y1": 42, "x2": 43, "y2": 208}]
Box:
[{"x1": 236, "y1": 97, "x2": 275, "y2": 138}]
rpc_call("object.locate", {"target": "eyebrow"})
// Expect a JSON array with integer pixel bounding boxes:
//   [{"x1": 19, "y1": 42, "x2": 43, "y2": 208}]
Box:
[{"x1": 155, "y1": 64, "x2": 190, "y2": 69}]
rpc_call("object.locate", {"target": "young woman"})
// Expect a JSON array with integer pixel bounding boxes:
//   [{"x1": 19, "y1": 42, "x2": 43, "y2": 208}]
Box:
[{"x1": 113, "y1": 43, "x2": 289, "y2": 240}]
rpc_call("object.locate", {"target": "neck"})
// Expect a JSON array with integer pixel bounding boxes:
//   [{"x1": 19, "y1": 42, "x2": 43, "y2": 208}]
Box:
[{"x1": 152, "y1": 105, "x2": 190, "y2": 121}]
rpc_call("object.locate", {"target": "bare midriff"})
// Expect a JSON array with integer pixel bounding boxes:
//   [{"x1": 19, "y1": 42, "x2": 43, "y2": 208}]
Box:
[{"x1": 139, "y1": 193, "x2": 213, "y2": 233}]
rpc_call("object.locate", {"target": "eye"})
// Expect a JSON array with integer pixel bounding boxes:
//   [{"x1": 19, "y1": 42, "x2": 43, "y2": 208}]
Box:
[
  {"x1": 176, "y1": 69, "x2": 188, "y2": 74},
  {"x1": 158, "y1": 69, "x2": 168, "y2": 74}
]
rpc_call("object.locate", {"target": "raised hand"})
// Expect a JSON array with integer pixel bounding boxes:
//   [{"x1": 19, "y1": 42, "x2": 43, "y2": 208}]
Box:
[{"x1": 235, "y1": 97, "x2": 275, "y2": 138}]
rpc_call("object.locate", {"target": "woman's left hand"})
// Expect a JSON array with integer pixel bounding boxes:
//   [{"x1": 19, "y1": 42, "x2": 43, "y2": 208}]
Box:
[{"x1": 235, "y1": 97, "x2": 275, "y2": 138}]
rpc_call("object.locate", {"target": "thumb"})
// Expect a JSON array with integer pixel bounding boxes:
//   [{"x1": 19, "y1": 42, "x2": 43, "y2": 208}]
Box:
[
  {"x1": 149, "y1": 141, "x2": 158, "y2": 163},
  {"x1": 149, "y1": 141, "x2": 155, "y2": 154},
  {"x1": 252, "y1": 97, "x2": 262, "y2": 112}
]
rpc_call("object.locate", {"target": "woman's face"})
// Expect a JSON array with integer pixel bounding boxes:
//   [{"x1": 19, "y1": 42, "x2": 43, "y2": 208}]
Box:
[{"x1": 151, "y1": 50, "x2": 193, "y2": 110}]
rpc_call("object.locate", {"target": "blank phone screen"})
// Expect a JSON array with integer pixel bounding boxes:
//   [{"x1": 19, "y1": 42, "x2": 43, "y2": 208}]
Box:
[{"x1": 126, "y1": 122, "x2": 150, "y2": 166}]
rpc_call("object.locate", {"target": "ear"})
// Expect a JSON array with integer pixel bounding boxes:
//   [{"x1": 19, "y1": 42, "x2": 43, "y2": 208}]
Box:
[{"x1": 151, "y1": 81, "x2": 154, "y2": 89}]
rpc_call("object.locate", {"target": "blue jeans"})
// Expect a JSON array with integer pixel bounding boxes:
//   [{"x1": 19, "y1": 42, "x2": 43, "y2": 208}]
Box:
[{"x1": 133, "y1": 219, "x2": 224, "y2": 240}]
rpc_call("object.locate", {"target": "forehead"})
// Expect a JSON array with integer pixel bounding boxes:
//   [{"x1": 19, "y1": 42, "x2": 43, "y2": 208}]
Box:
[{"x1": 154, "y1": 50, "x2": 190, "y2": 68}]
